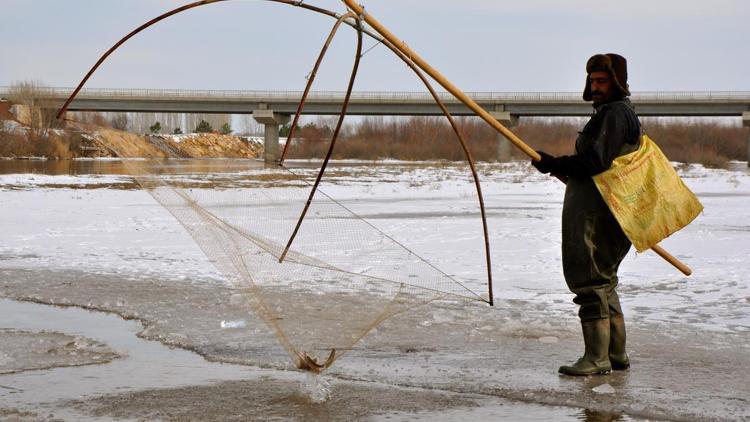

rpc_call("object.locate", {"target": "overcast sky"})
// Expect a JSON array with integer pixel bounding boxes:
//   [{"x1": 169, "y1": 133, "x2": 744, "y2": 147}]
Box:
[{"x1": 2, "y1": 0, "x2": 749, "y2": 93}]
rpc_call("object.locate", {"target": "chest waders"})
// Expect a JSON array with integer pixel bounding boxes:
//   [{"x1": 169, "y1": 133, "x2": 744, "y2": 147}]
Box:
[{"x1": 559, "y1": 105, "x2": 638, "y2": 376}]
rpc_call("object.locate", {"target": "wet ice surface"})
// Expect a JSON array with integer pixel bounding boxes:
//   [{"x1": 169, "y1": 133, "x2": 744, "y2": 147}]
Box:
[
  {"x1": 0, "y1": 298, "x2": 632, "y2": 422},
  {"x1": 0, "y1": 328, "x2": 118, "y2": 375},
  {"x1": 1, "y1": 160, "x2": 748, "y2": 333},
  {"x1": 1, "y1": 160, "x2": 749, "y2": 420},
  {"x1": 0, "y1": 269, "x2": 739, "y2": 421},
  {"x1": 0, "y1": 298, "x2": 267, "y2": 417}
]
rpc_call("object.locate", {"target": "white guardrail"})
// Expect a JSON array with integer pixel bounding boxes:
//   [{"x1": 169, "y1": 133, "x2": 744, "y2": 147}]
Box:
[{"x1": 2, "y1": 87, "x2": 750, "y2": 103}]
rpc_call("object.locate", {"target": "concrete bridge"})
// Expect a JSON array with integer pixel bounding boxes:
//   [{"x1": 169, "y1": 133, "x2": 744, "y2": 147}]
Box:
[{"x1": 1, "y1": 87, "x2": 749, "y2": 162}]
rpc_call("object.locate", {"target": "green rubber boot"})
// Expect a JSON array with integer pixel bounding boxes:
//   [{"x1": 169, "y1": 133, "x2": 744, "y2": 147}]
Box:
[
  {"x1": 609, "y1": 314, "x2": 630, "y2": 370},
  {"x1": 559, "y1": 318, "x2": 612, "y2": 376}
]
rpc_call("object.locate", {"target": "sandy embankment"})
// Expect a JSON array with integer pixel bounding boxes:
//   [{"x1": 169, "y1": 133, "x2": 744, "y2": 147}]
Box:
[
  {"x1": 0, "y1": 117, "x2": 264, "y2": 160},
  {"x1": 74, "y1": 123, "x2": 264, "y2": 159}
]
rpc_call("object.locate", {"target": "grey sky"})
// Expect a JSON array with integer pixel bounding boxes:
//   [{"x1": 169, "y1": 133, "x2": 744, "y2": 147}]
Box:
[{"x1": 2, "y1": 0, "x2": 749, "y2": 93}]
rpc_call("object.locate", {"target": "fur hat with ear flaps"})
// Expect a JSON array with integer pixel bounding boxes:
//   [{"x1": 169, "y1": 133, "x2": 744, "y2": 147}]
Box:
[{"x1": 583, "y1": 53, "x2": 631, "y2": 101}]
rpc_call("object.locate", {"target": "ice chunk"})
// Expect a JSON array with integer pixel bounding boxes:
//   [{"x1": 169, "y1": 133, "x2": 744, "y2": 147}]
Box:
[
  {"x1": 220, "y1": 320, "x2": 246, "y2": 329},
  {"x1": 592, "y1": 383, "x2": 616, "y2": 394}
]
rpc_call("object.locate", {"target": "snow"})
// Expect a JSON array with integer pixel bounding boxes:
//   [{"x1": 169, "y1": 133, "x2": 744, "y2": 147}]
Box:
[
  {"x1": 160, "y1": 133, "x2": 199, "y2": 144},
  {"x1": 0, "y1": 173, "x2": 128, "y2": 186},
  {"x1": 1, "y1": 160, "x2": 748, "y2": 334},
  {"x1": 2, "y1": 120, "x2": 23, "y2": 132},
  {"x1": 240, "y1": 136, "x2": 265, "y2": 145}
]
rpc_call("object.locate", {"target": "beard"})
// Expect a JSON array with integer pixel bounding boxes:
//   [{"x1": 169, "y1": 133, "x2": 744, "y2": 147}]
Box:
[{"x1": 591, "y1": 91, "x2": 608, "y2": 106}]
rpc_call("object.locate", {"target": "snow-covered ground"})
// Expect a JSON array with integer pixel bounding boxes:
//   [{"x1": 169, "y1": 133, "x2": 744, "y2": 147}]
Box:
[
  {"x1": 1, "y1": 160, "x2": 748, "y2": 334},
  {"x1": 0, "y1": 161, "x2": 747, "y2": 329}
]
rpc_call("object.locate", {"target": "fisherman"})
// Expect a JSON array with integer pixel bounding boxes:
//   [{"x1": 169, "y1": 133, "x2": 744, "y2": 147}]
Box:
[{"x1": 531, "y1": 53, "x2": 640, "y2": 375}]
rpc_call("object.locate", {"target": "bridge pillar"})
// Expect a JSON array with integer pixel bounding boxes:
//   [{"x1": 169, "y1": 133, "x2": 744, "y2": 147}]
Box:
[
  {"x1": 253, "y1": 110, "x2": 290, "y2": 163},
  {"x1": 744, "y1": 112, "x2": 750, "y2": 167},
  {"x1": 490, "y1": 111, "x2": 519, "y2": 161}
]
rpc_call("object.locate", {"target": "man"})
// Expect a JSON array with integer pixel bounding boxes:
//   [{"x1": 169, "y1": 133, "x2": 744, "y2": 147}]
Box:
[{"x1": 532, "y1": 53, "x2": 640, "y2": 376}]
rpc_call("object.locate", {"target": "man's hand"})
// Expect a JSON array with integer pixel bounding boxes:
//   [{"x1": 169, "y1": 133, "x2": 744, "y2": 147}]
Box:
[{"x1": 531, "y1": 150, "x2": 556, "y2": 174}]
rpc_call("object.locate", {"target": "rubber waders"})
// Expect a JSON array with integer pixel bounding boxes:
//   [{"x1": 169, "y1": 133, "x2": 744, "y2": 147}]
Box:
[
  {"x1": 609, "y1": 314, "x2": 630, "y2": 370},
  {"x1": 559, "y1": 318, "x2": 612, "y2": 376}
]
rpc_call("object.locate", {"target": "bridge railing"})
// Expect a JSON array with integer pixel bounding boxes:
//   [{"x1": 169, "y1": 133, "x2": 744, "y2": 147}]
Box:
[{"x1": 1, "y1": 87, "x2": 750, "y2": 102}]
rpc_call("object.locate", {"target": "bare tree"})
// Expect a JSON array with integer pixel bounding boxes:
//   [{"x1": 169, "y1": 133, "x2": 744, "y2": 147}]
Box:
[
  {"x1": 7, "y1": 80, "x2": 55, "y2": 138},
  {"x1": 109, "y1": 113, "x2": 129, "y2": 130},
  {"x1": 239, "y1": 114, "x2": 262, "y2": 135}
]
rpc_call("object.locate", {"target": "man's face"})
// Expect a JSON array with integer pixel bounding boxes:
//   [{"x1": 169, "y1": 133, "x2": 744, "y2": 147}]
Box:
[{"x1": 589, "y1": 70, "x2": 612, "y2": 106}]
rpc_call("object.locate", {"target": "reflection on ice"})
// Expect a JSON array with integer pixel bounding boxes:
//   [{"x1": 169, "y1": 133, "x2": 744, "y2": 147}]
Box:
[{"x1": 220, "y1": 320, "x2": 246, "y2": 329}]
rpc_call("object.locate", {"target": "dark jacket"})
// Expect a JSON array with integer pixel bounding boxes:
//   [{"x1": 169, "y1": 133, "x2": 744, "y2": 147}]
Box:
[
  {"x1": 549, "y1": 99, "x2": 641, "y2": 177},
  {"x1": 559, "y1": 99, "x2": 640, "y2": 319}
]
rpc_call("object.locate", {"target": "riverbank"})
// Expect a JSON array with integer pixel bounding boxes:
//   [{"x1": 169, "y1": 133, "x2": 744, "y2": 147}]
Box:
[{"x1": 0, "y1": 121, "x2": 262, "y2": 160}]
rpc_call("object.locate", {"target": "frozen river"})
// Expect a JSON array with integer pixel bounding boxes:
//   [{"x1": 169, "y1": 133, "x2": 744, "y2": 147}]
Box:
[{"x1": 1, "y1": 158, "x2": 748, "y2": 420}]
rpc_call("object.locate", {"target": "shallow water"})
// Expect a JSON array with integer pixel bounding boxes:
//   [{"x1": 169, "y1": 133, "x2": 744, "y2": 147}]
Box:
[
  {"x1": 0, "y1": 298, "x2": 643, "y2": 421},
  {"x1": 0, "y1": 157, "x2": 462, "y2": 176},
  {"x1": 0, "y1": 157, "x2": 264, "y2": 176},
  {"x1": 0, "y1": 299, "x2": 267, "y2": 416}
]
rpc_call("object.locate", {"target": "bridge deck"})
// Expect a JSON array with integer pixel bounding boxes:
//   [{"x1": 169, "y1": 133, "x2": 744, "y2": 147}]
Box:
[{"x1": 1, "y1": 87, "x2": 749, "y2": 117}]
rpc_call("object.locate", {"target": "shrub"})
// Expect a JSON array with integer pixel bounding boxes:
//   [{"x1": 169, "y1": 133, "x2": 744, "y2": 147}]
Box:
[
  {"x1": 283, "y1": 116, "x2": 746, "y2": 167},
  {"x1": 279, "y1": 124, "x2": 292, "y2": 137},
  {"x1": 195, "y1": 120, "x2": 213, "y2": 133}
]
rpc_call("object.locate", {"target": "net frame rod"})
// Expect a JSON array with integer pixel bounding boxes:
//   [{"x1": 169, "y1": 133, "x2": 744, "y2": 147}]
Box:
[
  {"x1": 53, "y1": 0, "x2": 496, "y2": 304},
  {"x1": 279, "y1": 14, "x2": 364, "y2": 263},
  {"x1": 340, "y1": 0, "x2": 692, "y2": 277},
  {"x1": 278, "y1": 13, "x2": 358, "y2": 164}
]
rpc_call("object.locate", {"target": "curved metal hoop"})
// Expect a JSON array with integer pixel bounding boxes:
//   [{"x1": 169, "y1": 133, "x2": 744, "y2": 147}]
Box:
[
  {"x1": 56, "y1": 0, "x2": 494, "y2": 305},
  {"x1": 279, "y1": 13, "x2": 362, "y2": 263},
  {"x1": 279, "y1": 12, "x2": 358, "y2": 163}
]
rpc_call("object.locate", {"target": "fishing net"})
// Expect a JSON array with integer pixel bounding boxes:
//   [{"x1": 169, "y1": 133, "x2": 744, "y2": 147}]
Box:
[
  {"x1": 56, "y1": 0, "x2": 494, "y2": 374},
  {"x1": 88, "y1": 135, "x2": 488, "y2": 371}
]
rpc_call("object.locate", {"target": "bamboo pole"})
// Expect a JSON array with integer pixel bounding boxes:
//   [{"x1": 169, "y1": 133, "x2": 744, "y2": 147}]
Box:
[{"x1": 342, "y1": 0, "x2": 692, "y2": 277}]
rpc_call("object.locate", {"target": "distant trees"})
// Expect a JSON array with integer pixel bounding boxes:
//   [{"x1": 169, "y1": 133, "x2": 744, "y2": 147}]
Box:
[
  {"x1": 187, "y1": 114, "x2": 229, "y2": 134},
  {"x1": 122, "y1": 112, "x2": 231, "y2": 133},
  {"x1": 279, "y1": 124, "x2": 292, "y2": 137},
  {"x1": 70, "y1": 111, "x2": 108, "y2": 127},
  {"x1": 7, "y1": 80, "x2": 56, "y2": 138},
  {"x1": 149, "y1": 121, "x2": 162, "y2": 134},
  {"x1": 300, "y1": 122, "x2": 332, "y2": 139},
  {"x1": 173, "y1": 127, "x2": 183, "y2": 134},
  {"x1": 220, "y1": 122, "x2": 232, "y2": 135},
  {"x1": 96, "y1": 112, "x2": 234, "y2": 134},
  {"x1": 195, "y1": 120, "x2": 213, "y2": 133},
  {"x1": 109, "y1": 113, "x2": 129, "y2": 131}
]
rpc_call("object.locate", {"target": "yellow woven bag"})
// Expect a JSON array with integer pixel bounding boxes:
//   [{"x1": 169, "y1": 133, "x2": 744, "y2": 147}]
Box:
[{"x1": 593, "y1": 135, "x2": 703, "y2": 252}]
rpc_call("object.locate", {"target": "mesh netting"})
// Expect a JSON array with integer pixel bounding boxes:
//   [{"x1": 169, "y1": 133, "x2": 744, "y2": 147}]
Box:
[
  {"x1": 93, "y1": 133, "x2": 488, "y2": 371},
  {"x1": 54, "y1": 0, "x2": 493, "y2": 373}
]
